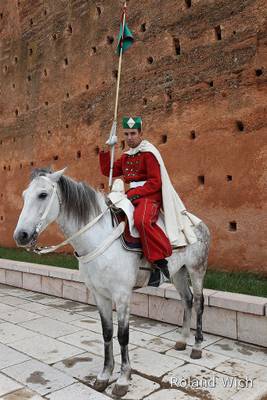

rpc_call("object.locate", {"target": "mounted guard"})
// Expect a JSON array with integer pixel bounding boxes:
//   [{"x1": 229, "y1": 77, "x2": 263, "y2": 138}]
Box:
[{"x1": 100, "y1": 116, "x2": 202, "y2": 286}]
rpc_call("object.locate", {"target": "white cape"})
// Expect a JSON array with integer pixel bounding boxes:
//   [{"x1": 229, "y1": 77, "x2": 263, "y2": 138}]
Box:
[{"x1": 125, "y1": 140, "x2": 201, "y2": 247}]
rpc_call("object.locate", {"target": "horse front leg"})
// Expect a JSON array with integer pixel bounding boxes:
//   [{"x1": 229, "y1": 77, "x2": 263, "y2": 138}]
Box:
[
  {"x1": 112, "y1": 293, "x2": 131, "y2": 397},
  {"x1": 93, "y1": 292, "x2": 114, "y2": 392}
]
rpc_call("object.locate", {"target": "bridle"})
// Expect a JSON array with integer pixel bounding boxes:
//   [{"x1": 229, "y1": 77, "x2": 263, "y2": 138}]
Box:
[{"x1": 26, "y1": 176, "x2": 62, "y2": 251}]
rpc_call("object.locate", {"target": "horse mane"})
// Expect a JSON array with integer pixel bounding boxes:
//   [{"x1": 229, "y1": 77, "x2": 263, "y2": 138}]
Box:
[{"x1": 31, "y1": 167, "x2": 101, "y2": 225}]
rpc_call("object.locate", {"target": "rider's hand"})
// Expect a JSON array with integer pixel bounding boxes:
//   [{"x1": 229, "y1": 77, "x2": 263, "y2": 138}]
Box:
[
  {"x1": 105, "y1": 135, "x2": 118, "y2": 146},
  {"x1": 127, "y1": 190, "x2": 141, "y2": 204}
]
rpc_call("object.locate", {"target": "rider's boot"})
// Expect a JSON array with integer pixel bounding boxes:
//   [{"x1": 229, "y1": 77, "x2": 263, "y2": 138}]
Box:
[
  {"x1": 154, "y1": 258, "x2": 170, "y2": 280},
  {"x1": 148, "y1": 259, "x2": 170, "y2": 287}
]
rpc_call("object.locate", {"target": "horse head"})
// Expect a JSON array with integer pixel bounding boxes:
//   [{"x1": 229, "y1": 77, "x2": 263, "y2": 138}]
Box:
[{"x1": 13, "y1": 168, "x2": 66, "y2": 248}]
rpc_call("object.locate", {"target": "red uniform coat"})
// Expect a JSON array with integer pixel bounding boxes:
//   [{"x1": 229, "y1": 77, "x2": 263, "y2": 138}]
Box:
[{"x1": 99, "y1": 150, "x2": 172, "y2": 262}]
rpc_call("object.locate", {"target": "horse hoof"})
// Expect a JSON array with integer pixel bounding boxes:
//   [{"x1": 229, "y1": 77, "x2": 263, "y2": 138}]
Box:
[
  {"x1": 112, "y1": 384, "x2": 129, "y2": 397},
  {"x1": 94, "y1": 379, "x2": 109, "y2": 392},
  {"x1": 175, "y1": 341, "x2": 187, "y2": 351},
  {"x1": 190, "y1": 348, "x2": 202, "y2": 359}
]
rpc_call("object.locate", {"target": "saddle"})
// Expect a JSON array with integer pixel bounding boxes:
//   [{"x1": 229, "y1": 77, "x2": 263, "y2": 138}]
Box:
[
  {"x1": 111, "y1": 208, "x2": 142, "y2": 252},
  {"x1": 107, "y1": 179, "x2": 197, "y2": 254}
]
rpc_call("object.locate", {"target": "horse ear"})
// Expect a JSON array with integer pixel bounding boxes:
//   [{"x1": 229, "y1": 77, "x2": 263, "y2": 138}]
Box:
[{"x1": 49, "y1": 167, "x2": 67, "y2": 182}]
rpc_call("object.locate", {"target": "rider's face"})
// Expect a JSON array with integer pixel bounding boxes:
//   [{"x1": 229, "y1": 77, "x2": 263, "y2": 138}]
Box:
[{"x1": 124, "y1": 129, "x2": 143, "y2": 148}]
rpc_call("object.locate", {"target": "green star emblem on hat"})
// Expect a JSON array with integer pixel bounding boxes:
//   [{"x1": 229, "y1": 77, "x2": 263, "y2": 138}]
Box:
[{"x1": 122, "y1": 116, "x2": 142, "y2": 130}]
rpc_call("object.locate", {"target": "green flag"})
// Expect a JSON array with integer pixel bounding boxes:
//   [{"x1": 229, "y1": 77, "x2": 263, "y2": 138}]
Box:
[{"x1": 117, "y1": 22, "x2": 134, "y2": 55}]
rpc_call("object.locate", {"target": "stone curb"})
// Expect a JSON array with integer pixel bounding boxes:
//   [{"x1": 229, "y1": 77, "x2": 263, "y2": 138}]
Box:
[{"x1": 0, "y1": 259, "x2": 266, "y2": 347}]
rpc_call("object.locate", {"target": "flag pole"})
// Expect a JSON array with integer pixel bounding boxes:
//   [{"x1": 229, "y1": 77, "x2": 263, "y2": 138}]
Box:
[{"x1": 108, "y1": 1, "x2": 127, "y2": 190}]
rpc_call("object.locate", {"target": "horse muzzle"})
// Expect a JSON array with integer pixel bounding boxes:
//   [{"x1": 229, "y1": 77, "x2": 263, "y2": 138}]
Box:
[{"x1": 13, "y1": 229, "x2": 38, "y2": 248}]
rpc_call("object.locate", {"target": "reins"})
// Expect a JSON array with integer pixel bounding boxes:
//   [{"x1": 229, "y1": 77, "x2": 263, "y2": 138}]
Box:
[{"x1": 32, "y1": 206, "x2": 112, "y2": 255}]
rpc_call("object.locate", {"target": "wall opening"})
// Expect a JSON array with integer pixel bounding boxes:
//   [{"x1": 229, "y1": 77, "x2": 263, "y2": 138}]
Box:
[
  {"x1": 67, "y1": 24, "x2": 72, "y2": 34},
  {"x1": 255, "y1": 68, "x2": 263, "y2": 76},
  {"x1": 91, "y1": 47, "x2": 97, "y2": 54},
  {"x1": 96, "y1": 6, "x2": 102, "y2": 16},
  {"x1": 53, "y1": 155, "x2": 59, "y2": 161},
  {"x1": 66, "y1": 92, "x2": 70, "y2": 98},
  {"x1": 27, "y1": 75, "x2": 31, "y2": 82},
  {"x1": 45, "y1": 101, "x2": 48, "y2": 106},
  {"x1": 229, "y1": 221, "x2": 237, "y2": 231},
  {"x1": 198, "y1": 175, "x2": 205, "y2": 185},
  {"x1": 185, "y1": 0, "x2": 191, "y2": 8},
  {"x1": 44, "y1": 69, "x2": 48, "y2": 77},
  {"x1": 65, "y1": 124, "x2": 69, "y2": 128},
  {"x1": 190, "y1": 130, "x2": 196, "y2": 139},
  {"x1": 94, "y1": 146, "x2": 100, "y2": 155},
  {"x1": 77, "y1": 151, "x2": 81, "y2": 159},
  {"x1": 0, "y1": 13, "x2": 3, "y2": 19},
  {"x1": 14, "y1": 56, "x2": 18, "y2": 64},
  {"x1": 86, "y1": 84, "x2": 89, "y2": 90},
  {"x1": 160, "y1": 134, "x2": 168, "y2": 144},
  {"x1": 209, "y1": 81, "x2": 214, "y2": 87},
  {"x1": 15, "y1": 109, "x2": 19, "y2": 116},
  {"x1": 12, "y1": 83, "x2": 16, "y2": 89},
  {"x1": 20, "y1": 163, "x2": 22, "y2": 169},
  {"x1": 64, "y1": 58, "x2": 69, "y2": 66},
  {"x1": 227, "y1": 175, "x2": 232, "y2": 181},
  {"x1": 173, "y1": 38, "x2": 181, "y2": 55},
  {"x1": 143, "y1": 97, "x2": 147, "y2": 106},
  {"x1": 140, "y1": 23, "x2": 146, "y2": 32},
  {"x1": 112, "y1": 70, "x2": 118, "y2": 79},
  {"x1": 52, "y1": 33, "x2": 57, "y2": 40},
  {"x1": 30, "y1": 18, "x2": 33, "y2": 26},
  {"x1": 147, "y1": 56, "x2": 154, "y2": 64},
  {"x1": 215, "y1": 25, "x2": 222, "y2": 40},
  {"x1": 107, "y1": 36, "x2": 114, "y2": 44},
  {"x1": 29, "y1": 48, "x2": 33, "y2": 56},
  {"x1": 236, "y1": 120, "x2": 244, "y2": 132}
]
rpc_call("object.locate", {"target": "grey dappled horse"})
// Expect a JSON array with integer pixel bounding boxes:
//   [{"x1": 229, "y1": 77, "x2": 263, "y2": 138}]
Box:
[{"x1": 14, "y1": 168, "x2": 210, "y2": 397}]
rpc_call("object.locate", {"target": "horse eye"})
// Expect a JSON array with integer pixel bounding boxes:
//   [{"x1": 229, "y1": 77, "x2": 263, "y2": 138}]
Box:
[{"x1": 38, "y1": 192, "x2": 48, "y2": 200}]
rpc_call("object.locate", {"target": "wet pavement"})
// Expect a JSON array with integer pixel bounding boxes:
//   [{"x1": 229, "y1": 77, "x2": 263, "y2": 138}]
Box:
[{"x1": 0, "y1": 284, "x2": 266, "y2": 400}]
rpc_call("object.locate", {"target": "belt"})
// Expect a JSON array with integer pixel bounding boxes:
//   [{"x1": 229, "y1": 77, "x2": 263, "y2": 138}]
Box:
[{"x1": 129, "y1": 180, "x2": 147, "y2": 189}]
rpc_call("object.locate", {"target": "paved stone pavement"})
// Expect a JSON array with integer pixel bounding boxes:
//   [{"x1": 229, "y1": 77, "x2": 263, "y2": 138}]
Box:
[{"x1": 0, "y1": 284, "x2": 266, "y2": 400}]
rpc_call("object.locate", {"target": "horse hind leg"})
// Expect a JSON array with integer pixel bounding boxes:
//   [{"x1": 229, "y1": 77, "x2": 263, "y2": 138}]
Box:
[
  {"x1": 189, "y1": 264, "x2": 207, "y2": 359},
  {"x1": 172, "y1": 265, "x2": 193, "y2": 351},
  {"x1": 93, "y1": 292, "x2": 114, "y2": 392},
  {"x1": 112, "y1": 293, "x2": 131, "y2": 398}
]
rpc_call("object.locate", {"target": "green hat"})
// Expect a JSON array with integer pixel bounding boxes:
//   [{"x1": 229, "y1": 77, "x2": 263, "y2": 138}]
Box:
[{"x1": 122, "y1": 116, "x2": 142, "y2": 130}]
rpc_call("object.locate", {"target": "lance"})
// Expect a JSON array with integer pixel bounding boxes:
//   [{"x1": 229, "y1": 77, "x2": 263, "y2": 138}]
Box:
[{"x1": 108, "y1": 1, "x2": 129, "y2": 190}]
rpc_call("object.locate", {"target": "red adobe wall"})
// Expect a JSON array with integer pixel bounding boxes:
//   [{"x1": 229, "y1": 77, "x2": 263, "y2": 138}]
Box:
[{"x1": 0, "y1": 0, "x2": 266, "y2": 273}]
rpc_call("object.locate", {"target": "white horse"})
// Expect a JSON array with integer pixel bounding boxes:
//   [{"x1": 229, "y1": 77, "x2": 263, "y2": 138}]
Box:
[{"x1": 14, "y1": 167, "x2": 210, "y2": 397}]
